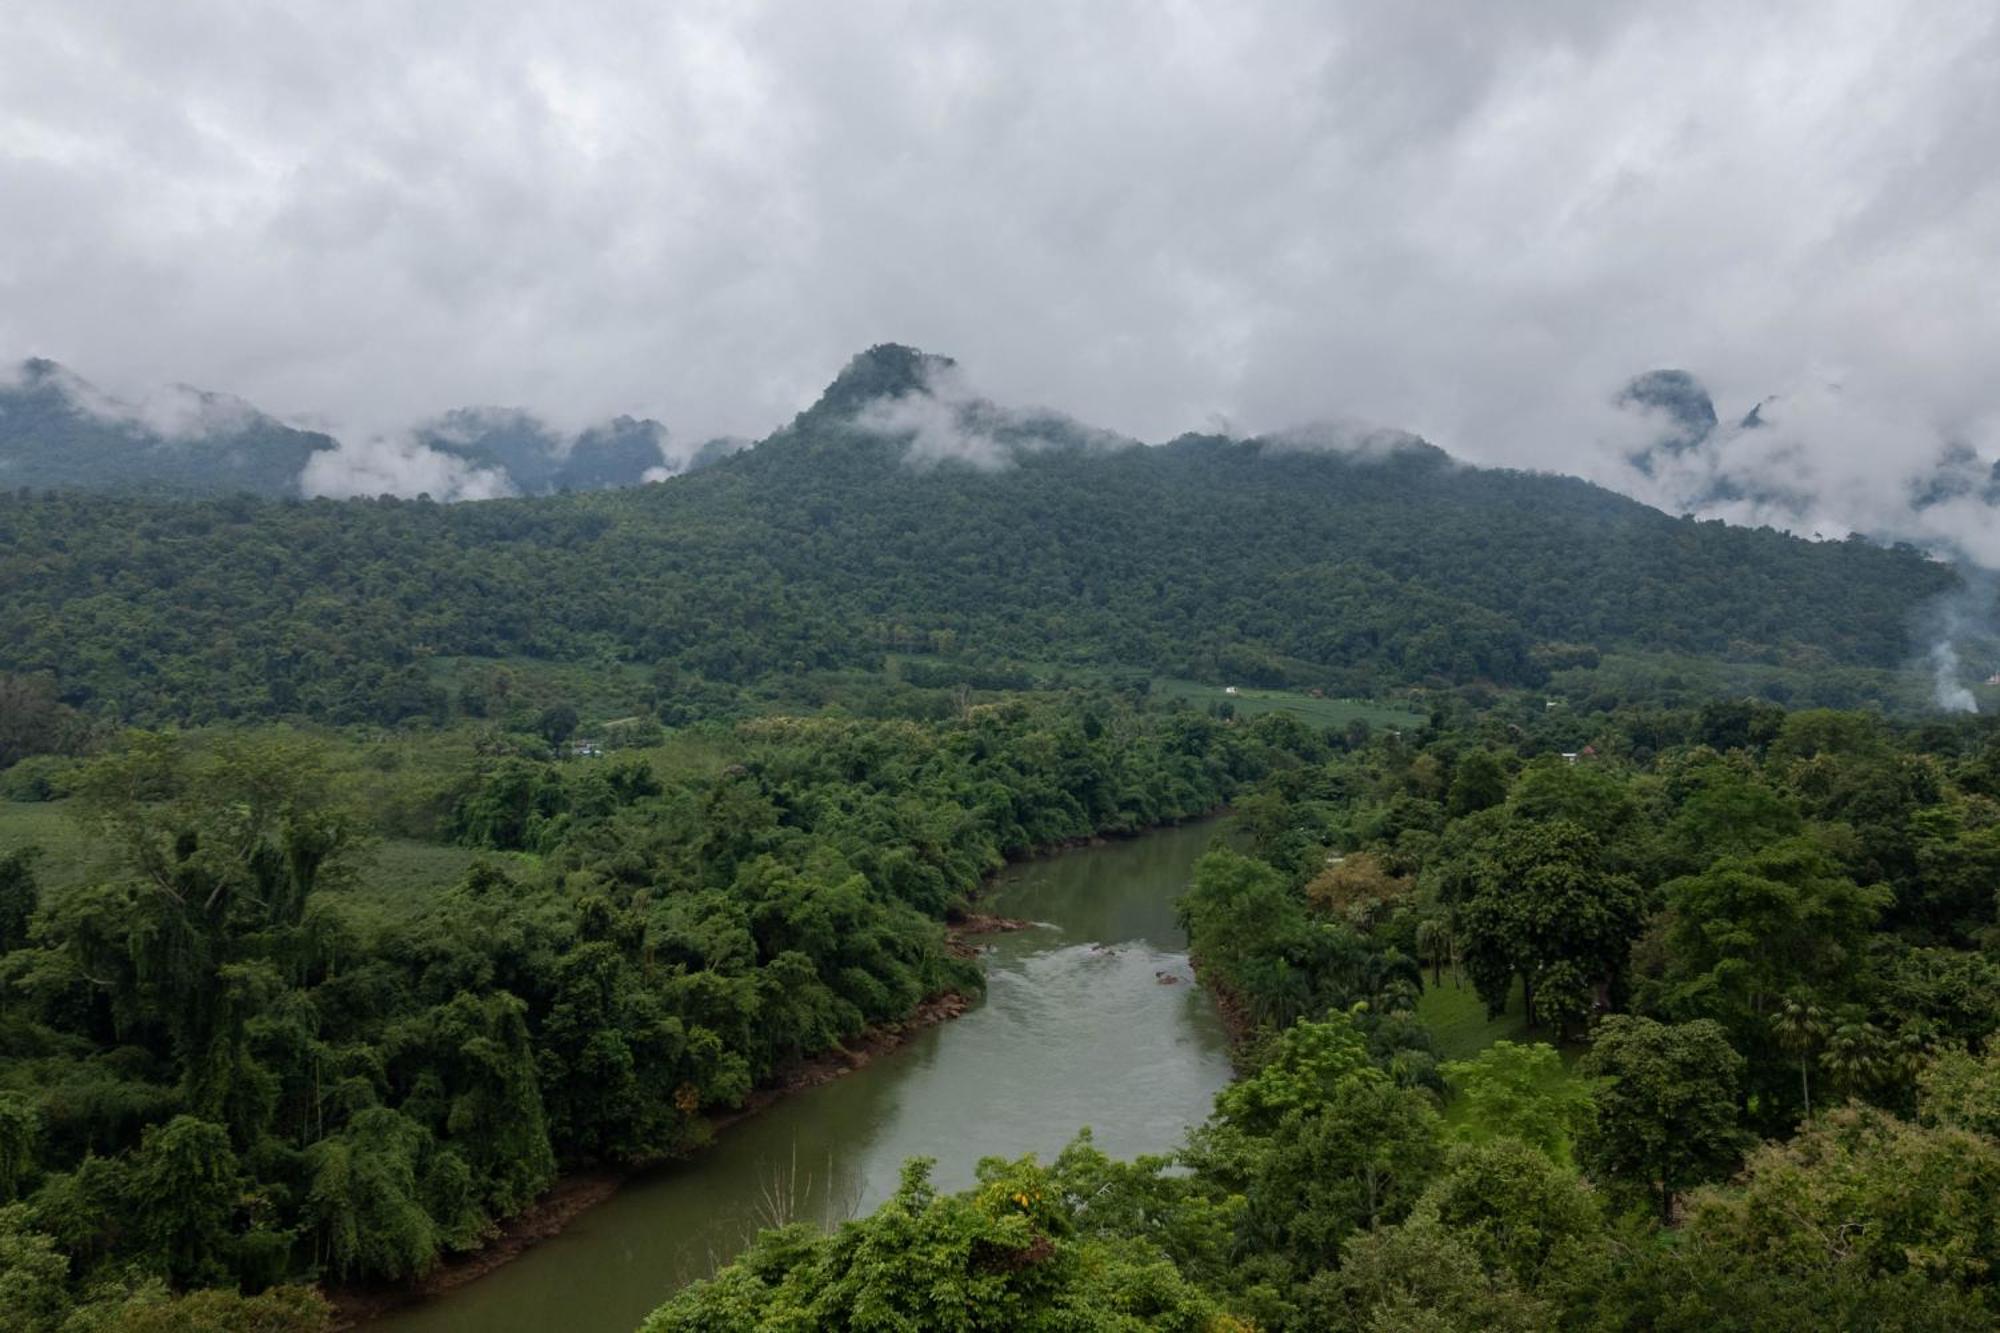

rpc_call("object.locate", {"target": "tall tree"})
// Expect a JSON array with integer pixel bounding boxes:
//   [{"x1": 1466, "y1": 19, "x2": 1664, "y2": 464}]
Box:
[
  {"x1": 1458, "y1": 820, "x2": 1643, "y2": 1035},
  {"x1": 1655, "y1": 838, "x2": 1887, "y2": 1078},
  {"x1": 1577, "y1": 1017, "x2": 1745, "y2": 1222}
]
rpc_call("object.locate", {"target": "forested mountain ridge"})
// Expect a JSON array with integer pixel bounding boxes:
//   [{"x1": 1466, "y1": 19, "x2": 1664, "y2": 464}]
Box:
[
  {"x1": 0, "y1": 358, "x2": 336, "y2": 497},
  {"x1": 414, "y1": 407, "x2": 744, "y2": 495},
  {"x1": 0, "y1": 359, "x2": 732, "y2": 499},
  {"x1": 0, "y1": 344, "x2": 1962, "y2": 728}
]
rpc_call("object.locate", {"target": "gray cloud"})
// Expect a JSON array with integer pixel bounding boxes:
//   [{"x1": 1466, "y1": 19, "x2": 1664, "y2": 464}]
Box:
[
  {"x1": 3, "y1": 2, "x2": 1998, "y2": 524},
  {"x1": 1611, "y1": 378, "x2": 2000, "y2": 564}
]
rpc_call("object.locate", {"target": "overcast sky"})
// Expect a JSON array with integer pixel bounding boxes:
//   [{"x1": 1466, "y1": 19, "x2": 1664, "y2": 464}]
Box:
[{"x1": 4, "y1": 1, "x2": 1999, "y2": 531}]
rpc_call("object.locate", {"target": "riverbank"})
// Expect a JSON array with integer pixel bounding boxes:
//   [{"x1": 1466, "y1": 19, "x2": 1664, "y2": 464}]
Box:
[
  {"x1": 330, "y1": 813, "x2": 1224, "y2": 1328},
  {"x1": 326, "y1": 883, "x2": 1094, "y2": 1322},
  {"x1": 328, "y1": 1172, "x2": 626, "y2": 1326},
  {"x1": 329, "y1": 984, "x2": 982, "y2": 1327},
  {"x1": 1186, "y1": 951, "x2": 1259, "y2": 1057}
]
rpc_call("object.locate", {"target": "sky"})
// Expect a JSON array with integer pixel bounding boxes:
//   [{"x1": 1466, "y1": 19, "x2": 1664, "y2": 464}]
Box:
[{"x1": 3, "y1": 1, "x2": 1999, "y2": 540}]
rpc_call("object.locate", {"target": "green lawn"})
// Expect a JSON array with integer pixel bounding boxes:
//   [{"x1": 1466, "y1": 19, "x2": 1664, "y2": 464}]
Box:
[
  {"x1": 1419, "y1": 969, "x2": 1590, "y2": 1139},
  {"x1": 1, "y1": 798, "x2": 534, "y2": 918},
  {"x1": 1151, "y1": 678, "x2": 1425, "y2": 730},
  {"x1": 1417, "y1": 970, "x2": 1541, "y2": 1061},
  {"x1": 0, "y1": 801, "x2": 102, "y2": 894}
]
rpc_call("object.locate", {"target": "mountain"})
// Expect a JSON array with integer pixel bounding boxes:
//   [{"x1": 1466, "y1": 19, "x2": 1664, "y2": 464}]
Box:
[
  {"x1": 1615, "y1": 368, "x2": 1803, "y2": 512},
  {"x1": 1908, "y1": 444, "x2": 2000, "y2": 512},
  {"x1": 417, "y1": 408, "x2": 691, "y2": 494},
  {"x1": 1612, "y1": 368, "x2": 2000, "y2": 565},
  {"x1": 0, "y1": 360, "x2": 749, "y2": 500},
  {"x1": 1619, "y1": 369, "x2": 1718, "y2": 476},
  {"x1": 0, "y1": 358, "x2": 336, "y2": 496},
  {"x1": 0, "y1": 344, "x2": 1962, "y2": 727}
]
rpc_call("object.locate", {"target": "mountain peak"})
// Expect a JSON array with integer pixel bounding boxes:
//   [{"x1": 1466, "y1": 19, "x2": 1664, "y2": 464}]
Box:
[
  {"x1": 1617, "y1": 369, "x2": 1717, "y2": 446},
  {"x1": 10, "y1": 356, "x2": 90, "y2": 398},
  {"x1": 810, "y1": 344, "x2": 957, "y2": 419}
]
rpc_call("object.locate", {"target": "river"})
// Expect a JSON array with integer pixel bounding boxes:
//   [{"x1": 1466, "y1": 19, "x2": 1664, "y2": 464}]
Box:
[{"x1": 370, "y1": 817, "x2": 1236, "y2": 1333}]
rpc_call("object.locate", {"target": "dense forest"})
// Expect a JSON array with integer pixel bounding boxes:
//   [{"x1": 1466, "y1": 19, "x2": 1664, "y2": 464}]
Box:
[
  {"x1": 0, "y1": 360, "x2": 336, "y2": 499},
  {"x1": 0, "y1": 347, "x2": 1965, "y2": 734},
  {"x1": 0, "y1": 698, "x2": 1308, "y2": 1329},
  {"x1": 652, "y1": 700, "x2": 2000, "y2": 1331},
  {"x1": 3, "y1": 345, "x2": 1998, "y2": 1330}
]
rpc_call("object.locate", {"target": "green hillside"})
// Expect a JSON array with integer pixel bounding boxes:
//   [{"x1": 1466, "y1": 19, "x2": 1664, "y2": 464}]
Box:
[
  {"x1": 0, "y1": 346, "x2": 1960, "y2": 729},
  {"x1": 0, "y1": 359, "x2": 334, "y2": 497}
]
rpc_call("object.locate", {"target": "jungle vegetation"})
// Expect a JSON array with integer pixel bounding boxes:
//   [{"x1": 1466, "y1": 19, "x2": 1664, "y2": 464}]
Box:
[
  {"x1": 0, "y1": 699, "x2": 1308, "y2": 1330},
  {"x1": 0, "y1": 347, "x2": 1960, "y2": 736},
  {"x1": 2, "y1": 346, "x2": 1997, "y2": 1329},
  {"x1": 651, "y1": 700, "x2": 2000, "y2": 1331}
]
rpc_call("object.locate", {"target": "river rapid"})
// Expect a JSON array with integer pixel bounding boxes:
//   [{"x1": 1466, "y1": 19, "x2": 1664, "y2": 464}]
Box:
[{"x1": 370, "y1": 818, "x2": 1234, "y2": 1333}]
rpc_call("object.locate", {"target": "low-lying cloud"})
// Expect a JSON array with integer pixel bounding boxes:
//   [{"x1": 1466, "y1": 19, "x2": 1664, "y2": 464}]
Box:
[
  {"x1": 855, "y1": 363, "x2": 1133, "y2": 470},
  {"x1": 3, "y1": 2, "x2": 1994, "y2": 480},
  {"x1": 1602, "y1": 374, "x2": 2000, "y2": 566},
  {"x1": 300, "y1": 432, "x2": 515, "y2": 501},
  {"x1": 24, "y1": 359, "x2": 265, "y2": 443},
  {"x1": 1261, "y1": 421, "x2": 1431, "y2": 460}
]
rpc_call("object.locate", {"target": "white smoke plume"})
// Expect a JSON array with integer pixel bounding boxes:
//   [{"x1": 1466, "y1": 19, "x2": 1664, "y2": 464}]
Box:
[
  {"x1": 1931, "y1": 639, "x2": 1978, "y2": 714},
  {"x1": 1909, "y1": 566, "x2": 2000, "y2": 714}
]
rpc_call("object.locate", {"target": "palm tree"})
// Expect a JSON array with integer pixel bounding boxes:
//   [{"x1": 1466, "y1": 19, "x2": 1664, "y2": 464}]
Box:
[
  {"x1": 1819, "y1": 1019, "x2": 1888, "y2": 1103},
  {"x1": 1248, "y1": 956, "x2": 1313, "y2": 1029},
  {"x1": 1770, "y1": 995, "x2": 1828, "y2": 1118},
  {"x1": 1888, "y1": 1020, "x2": 1938, "y2": 1088},
  {"x1": 1414, "y1": 917, "x2": 1450, "y2": 988}
]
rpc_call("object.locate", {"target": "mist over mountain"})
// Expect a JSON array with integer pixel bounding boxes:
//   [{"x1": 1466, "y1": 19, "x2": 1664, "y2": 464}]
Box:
[
  {"x1": 10, "y1": 344, "x2": 2000, "y2": 598},
  {"x1": 0, "y1": 360, "x2": 748, "y2": 499},
  {"x1": 412, "y1": 408, "x2": 688, "y2": 495},
  {"x1": 1619, "y1": 371, "x2": 1718, "y2": 474},
  {"x1": 0, "y1": 357, "x2": 335, "y2": 496},
  {"x1": 0, "y1": 342, "x2": 1970, "y2": 729},
  {"x1": 1607, "y1": 366, "x2": 2000, "y2": 567}
]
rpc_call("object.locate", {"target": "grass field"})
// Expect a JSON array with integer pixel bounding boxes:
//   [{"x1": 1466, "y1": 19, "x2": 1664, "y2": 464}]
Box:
[
  {"x1": 0, "y1": 801, "x2": 102, "y2": 894},
  {"x1": 1418, "y1": 968, "x2": 1589, "y2": 1138},
  {"x1": 345, "y1": 839, "x2": 540, "y2": 920},
  {"x1": 1417, "y1": 970, "x2": 1541, "y2": 1061},
  {"x1": 1150, "y1": 678, "x2": 1426, "y2": 730},
  {"x1": 0, "y1": 797, "x2": 535, "y2": 916},
  {"x1": 1548, "y1": 648, "x2": 1954, "y2": 715}
]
